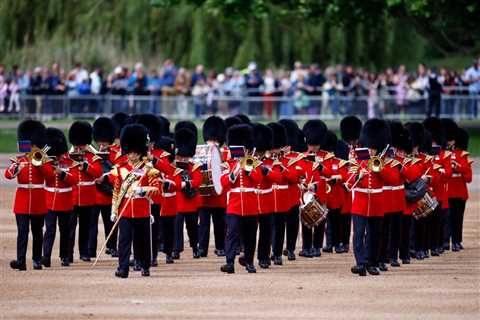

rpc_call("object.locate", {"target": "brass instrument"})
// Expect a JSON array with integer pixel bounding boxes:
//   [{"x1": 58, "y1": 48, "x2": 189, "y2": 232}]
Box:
[
  {"x1": 239, "y1": 155, "x2": 262, "y2": 172},
  {"x1": 367, "y1": 156, "x2": 384, "y2": 173},
  {"x1": 111, "y1": 159, "x2": 147, "y2": 215},
  {"x1": 26, "y1": 146, "x2": 51, "y2": 166}
]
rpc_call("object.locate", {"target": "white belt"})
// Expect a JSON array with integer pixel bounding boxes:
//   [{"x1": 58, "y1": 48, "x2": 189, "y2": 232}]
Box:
[
  {"x1": 163, "y1": 192, "x2": 176, "y2": 198},
  {"x1": 257, "y1": 188, "x2": 273, "y2": 194},
  {"x1": 452, "y1": 173, "x2": 462, "y2": 178},
  {"x1": 78, "y1": 181, "x2": 96, "y2": 186},
  {"x1": 17, "y1": 184, "x2": 44, "y2": 189},
  {"x1": 383, "y1": 185, "x2": 404, "y2": 191},
  {"x1": 354, "y1": 188, "x2": 383, "y2": 194},
  {"x1": 230, "y1": 187, "x2": 257, "y2": 193},
  {"x1": 45, "y1": 187, "x2": 72, "y2": 193},
  {"x1": 272, "y1": 185, "x2": 289, "y2": 190}
]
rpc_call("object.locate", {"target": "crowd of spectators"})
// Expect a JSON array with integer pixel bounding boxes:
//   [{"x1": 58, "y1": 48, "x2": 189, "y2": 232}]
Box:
[{"x1": 0, "y1": 57, "x2": 479, "y2": 118}]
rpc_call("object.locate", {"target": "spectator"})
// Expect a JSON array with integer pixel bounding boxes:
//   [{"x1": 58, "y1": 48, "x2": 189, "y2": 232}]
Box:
[
  {"x1": 305, "y1": 64, "x2": 326, "y2": 114},
  {"x1": 427, "y1": 67, "x2": 443, "y2": 117},
  {"x1": 262, "y1": 69, "x2": 278, "y2": 118},
  {"x1": 245, "y1": 62, "x2": 263, "y2": 115},
  {"x1": 174, "y1": 67, "x2": 190, "y2": 117},
  {"x1": 463, "y1": 58, "x2": 480, "y2": 119},
  {"x1": 191, "y1": 64, "x2": 206, "y2": 87},
  {"x1": 192, "y1": 78, "x2": 210, "y2": 117},
  {"x1": 278, "y1": 70, "x2": 294, "y2": 117}
]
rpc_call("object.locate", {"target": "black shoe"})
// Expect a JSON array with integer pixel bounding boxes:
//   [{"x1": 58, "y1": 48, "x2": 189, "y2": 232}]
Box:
[
  {"x1": 141, "y1": 269, "x2": 150, "y2": 277},
  {"x1": 287, "y1": 251, "x2": 296, "y2": 261},
  {"x1": 41, "y1": 256, "x2": 51, "y2": 268},
  {"x1": 458, "y1": 243, "x2": 464, "y2": 250},
  {"x1": 438, "y1": 247, "x2": 444, "y2": 254},
  {"x1": 238, "y1": 256, "x2": 247, "y2": 267},
  {"x1": 367, "y1": 266, "x2": 380, "y2": 275},
  {"x1": 282, "y1": 249, "x2": 288, "y2": 256},
  {"x1": 351, "y1": 265, "x2": 367, "y2": 276},
  {"x1": 259, "y1": 260, "x2": 269, "y2": 269},
  {"x1": 313, "y1": 248, "x2": 321, "y2": 257},
  {"x1": 151, "y1": 260, "x2": 158, "y2": 267},
  {"x1": 172, "y1": 251, "x2": 180, "y2": 259},
  {"x1": 10, "y1": 260, "x2": 27, "y2": 271},
  {"x1": 80, "y1": 255, "x2": 91, "y2": 262},
  {"x1": 390, "y1": 259, "x2": 401, "y2": 267},
  {"x1": 105, "y1": 248, "x2": 112, "y2": 255},
  {"x1": 110, "y1": 249, "x2": 119, "y2": 258},
  {"x1": 129, "y1": 259, "x2": 135, "y2": 266},
  {"x1": 221, "y1": 263, "x2": 235, "y2": 274},
  {"x1": 401, "y1": 258, "x2": 411, "y2": 265},
  {"x1": 115, "y1": 269, "x2": 128, "y2": 278},
  {"x1": 431, "y1": 249, "x2": 439, "y2": 256},
  {"x1": 343, "y1": 244, "x2": 350, "y2": 253},
  {"x1": 214, "y1": 249, "x2": 225, "y2": 257},
  {"x1": 246, "y1": 264, "x2": 256, "y2": 273},
  {"x1": 409, "y1": 250, "x2": 416, "y2": 259},
  {"x1": 193, "y1": 249, "x2": 200, "y2": 259},
  {"x1": 322, "y1": 246, "x2": 333, "y2": 253},
  {"x1": 299, "y1": 249, "x2": 311, "y2": 258},
  {"x1": 235, "y1": 248, "x2": 241, "y2": 255},
  {"x1": 32, "y1": 260, "x2": 43, "y2": 270},
  {"x1": 335, "y1": 245, "x2": 345, "y2": 253},
  {"x1": 198, "y1": 248, "x2": 207, "y2": 258},
  {"x1": 166, "y1": 255, "x2": 174, "y2": 264},
  {"x1": 443, "y1": 243, "x2": 450, "y2": 251},
  {"x1": 61, "y1": 258, "x2": 70, "y2": 267},
  {"x1": 415, "y1": 252, "x2": 424, "y2": 260},
  {"x1": 274, "y1": 256, "x2": 283, "y2": 265},
  {"x1": 133, "y1": 260, "x2": 141, "y2": 271},
  {"x1": 378, "y1": 263, "x2": 388, "y2": 272},
  {"x1": 452, "y1": 244, "x2": 460, "y2": 252},
  {"x1": 423, "y1": 250, "x2": 429, "y2": 258}
]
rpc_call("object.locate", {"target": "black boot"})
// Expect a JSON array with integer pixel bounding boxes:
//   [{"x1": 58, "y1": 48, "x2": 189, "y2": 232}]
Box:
[
  {"x1": 351, "y1": 265, "x2": 366, "y2": 276},
  {"x1": 193, "y1": 248, "x2": 200, "y2": 259},
  {"x1": 322, "y1": 246, "x2": 333, "y2": 253},
  {"x1": 335, "y1": 245, "x2": 345, "y2": 254},
  {"x1": 378, "y1": 263, "x2": 388, "y2": 272},
  {"x1": 141, "y1": 268, "x2": 150, "y2": 277},
  {"x1": 41, "y1": 256, "x2": 51, "y2": 268},
  {"x1": 390, "y1": 259, "x2": 401, "y2": 267},
  {"x1": 313, "y1": 248, "x2": 321, "y2": 257},
  {"x1": 166, "y1": 255, "x2": 174, "y2": 264},
  {"x1": 214, "y1": 249, "x2": 225, "y2": 257},
  {"x1": 115, "y1": 269, "x2": 128, "y2": 278},
  {"x1": 110, "y1": 249, "x2": 119, "y2": 258},
  {"x1": 172, "y1": 251, "x2": 181, "y2": 259},
  {"x1": 151, "y1": 260, "x2": 158, "y2": 267},
  {"x1": 238, "y1": 256, "x2": 247, "y2": 267},
  {"x1": 79, "y1": 255, "x2": 91, "y2": 262},
  {"x1": 401, "y1": 258, "x2": 411, "y2": 264},
  {"x1": 133, "y1": 260, "x2": 141, "y2": 271},
  {"x1": 198, "y1": 248, "x2": 207, "y2": 258},
  {"x1": 10, "y1": 260, "x2": 27, "y2": 271},
  {"x1": 246, "y1": 264, "x2": 256, "y2": 273},
  {"x1": 220, "y1": 263, "x2": 234, "y2": 274},
  {"x1": 32, "y1": 260, "x2": 43, "y2": 270},
  {"x1": 274, "y1": 256, "x2": 283, "y2": 265},
  {"x1": 61, "y1": 258, "x2": 70, "y2": 267},
  {"x1": 299, "y1": 249, "x2": 312, "y2": 258},
  {"x1": 259, "y1": 260, "x2": 269, "y2": 269},
  {"x1": 287, "y1": 251, "x2": 296, "y2": 261},
  {"x1": 366, "y1": 266, "x2": 380, "y2": 275}
]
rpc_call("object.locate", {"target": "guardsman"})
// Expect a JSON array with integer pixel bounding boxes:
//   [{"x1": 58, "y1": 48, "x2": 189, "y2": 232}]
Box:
[
  {"x1": 348, "y1": 119, "x2": 390, "y2": 276},
  {"x1": 338, "y1": 116, "x2": 362, "y2": 253},
  {"x1": 173, "y1": 127, "x2": 203, "y2": 259},
  {"x1": 88, "y1": 117, "x2": 118, "y2": 259},
  {"x1": 42, "y1": 128, "x2": 78, "y2": 268},
  {"x1": 6, "y1": 120, "x2": 54, "y2": 271},
  {"x1": 68, "y1": 121, "x2": 103, "y2": 263},
  {"x1": 112, "y1": 124, "x2": 160, "y2": 278},
  {"x1": 111, "y1": 112, "x2": 131, "y2": 155},
  {"x1": 198, "y1": 116, "x2": 228, "y2": 258},
  {"x1": 447, "y1": 127, "x2": 472, "y2": 251},
  {"x1": 220, "y1": 124, "x2": 262, "y2": 274}
]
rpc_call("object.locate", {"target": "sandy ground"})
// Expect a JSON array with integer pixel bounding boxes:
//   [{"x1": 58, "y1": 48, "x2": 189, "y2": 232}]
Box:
[{"x1": 0, "y1": 160, "x2": 479, "y2": 319}]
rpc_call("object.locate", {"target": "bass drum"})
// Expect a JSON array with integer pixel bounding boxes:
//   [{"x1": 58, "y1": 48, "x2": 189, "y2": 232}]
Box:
[
  {"x1": 300, "y1": 191, "x2": 328, "y2": 228},
  {"x1": 193, "y1": 144, "x2": 223, "y2": 196}
]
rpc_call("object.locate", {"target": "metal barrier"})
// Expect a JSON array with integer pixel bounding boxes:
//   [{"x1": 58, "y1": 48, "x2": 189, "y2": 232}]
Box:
[{"x1": 0, "y1": 93, "x2": 478, "y2": 120}]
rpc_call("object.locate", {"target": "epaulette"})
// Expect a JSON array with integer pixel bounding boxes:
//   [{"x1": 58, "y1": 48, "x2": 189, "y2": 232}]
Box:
[
  {"x1": 433, "y1": 163, "x2": 442, "y2": 170},
  {"x1": 390, "y1": 159, "x2": 401, "y2": 168},
  {"x1": 461, "y1": 151, "x2": 469, "y2": 158},
  {"x1": 443, "y1": 151, "x2": 452, "y2": 159},
  {"x1": 173, "y1": 168, "x2": 183, "y2": 176},
  {"x1": 384, "y1": 158, "x2": 393, "y2": 165},
  {"x1": 402, "y1": 158, "x2": 412, "y2": 166},
  {"x1": 159, "y1": 151, "x2": 170, "y2": 158},
  {"x1": 424, "y1": 155, "x2": 433, "y2": 163},
  {"x1": 287, "y1": 153, "x2": 304, "y2": 167},
  {"x1": 411, "y1": 158, "x2": 422, "y2": 165},
  {"x1": 312, "y1": 162, "x2": 321, "y2": 171},
  {"x1": 338, "y1": 159, "x2": 348, "y2": 168},
  {"x1": 92, "y1": 155, "x2": 102, "y2": 162},
  {"x1": 324, "y1": 152, "x2": 334, "y2": 160},
  {"x1": 192, "y1": 163, "x2": 202, "y2": 172}
]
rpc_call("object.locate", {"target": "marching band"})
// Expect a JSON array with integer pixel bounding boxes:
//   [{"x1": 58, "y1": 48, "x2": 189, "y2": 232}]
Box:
[{"x1": 5, "y1": 113, "x2": 473, "y2": 278}]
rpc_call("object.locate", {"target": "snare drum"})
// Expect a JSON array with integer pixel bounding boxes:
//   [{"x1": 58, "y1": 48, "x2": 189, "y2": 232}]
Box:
[
  {"x1": 193, "y1": 144, "x2": 223, "y2": 196},
  {"x1": 413, "y1": 191, "x2": 439, "y2": 220},
  {"x1": 300, "y1": 191, "x2": 328, "y2": 228}
]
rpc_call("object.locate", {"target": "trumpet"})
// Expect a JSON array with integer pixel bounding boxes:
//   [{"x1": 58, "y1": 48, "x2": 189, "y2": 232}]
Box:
[
  {"x1": 239, "y1": 155, "x2": 262, "y2": 172},
  {"x1": 26, "y1": 146, "x2": 51, "y2": 167}
]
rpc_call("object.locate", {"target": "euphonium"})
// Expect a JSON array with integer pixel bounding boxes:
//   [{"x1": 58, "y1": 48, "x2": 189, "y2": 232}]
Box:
[
  {"x1": 240, "y1": 155, "x2": 261, "y2": 172},
  {"x1": 367, "y1": 156, "x2": 383, "y2": 173},
  {"x1": 26, "y1": 146, "x2": 51, "y2": 167}
]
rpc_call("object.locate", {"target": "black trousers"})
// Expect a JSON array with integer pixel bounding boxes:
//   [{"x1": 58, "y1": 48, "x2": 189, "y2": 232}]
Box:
[
  {"x1": 352, "y1": 215, "x2": 382, "y2": 267},
  {"x1": 174, "y1": 212, "x2": 199, "y2": 252},
  {"x1": 68, "y1": 205, "x2": 94, "y2": 259},
  {"x1": 150, "y1": 204, "x2": 161, "y2": 261},
  {"x1": 15, "y1": 214, "x2": 45, "y2": 263},
  {"x1": 285, "y1": 205, "x2": 300, "y2": 252},
  {"x1": 43, "y1": 210, "x2": 70, "y2": 259},
  {"x1": 302, "y1": 222, "x2": 325, "y2": 250},
  {"x1": 257, "y1": 213, "x2": 273, "y2": 261},
  {"x1": 225, "y1": 214, "x2": 257, "y2": 265},
  {"x1": 339, "y1": 213, "x2": 351, "y2": 246},
  {"x1": 325, "y1": 208, "x2": 341, "y2": 248},
  {"x1": 118, "y1": 217, "x2": 151, "y2": 272},
  {"x1": 449, "y1": 198, "x2": 466, "y2": 244},
  {"x1": 414, "y1": 217, "x2": 427, "y2": 252},
  {"x1": 428, "y1": 207, "x2": 443, "y2": 250},
  {"x1": 198, "y1": 207, "x2": 226, "y2": 253},
  {"x1": 380, "y1": 211, "x2": 402, "y2": 262},
  {"x1": 159, "y1": 216, "x2": 175, "y2": 256},
  {"x1": 272, "y1": 212, "x2": 288, "y2": 256},
  {"x1": 88, "y1": 204, "x2": 117, "y2": 257},
  {"x1": 399, "y1": 215, "x2": 412, "y2": 260}
]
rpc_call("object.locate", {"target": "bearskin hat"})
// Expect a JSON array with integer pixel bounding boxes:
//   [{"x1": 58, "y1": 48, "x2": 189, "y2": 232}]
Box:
[
  {"x1": 267, "y1": 122, "x2": 287, "y2": 149},
  {"x1": 455, "y1": 127, "x2": 469, "y2": 151},
  {"x1": 397, "y1": 128, "x2": 413, "y2": 154},
  {"x1": 93, "y1": 117, "x2": 115, "y2": 144},
  {"x1": 253, "y1": 123, "x2": 273, "y2": 152},
  {"x1": 419, "y1": 130, "x2": 433, "y2": 154},
  {"x1": 111, "y1": 112, "x2": 131, "y2": 139},
  {"x1": 303, "y1": 120, "x2": 327, "y2": 146},
  {"x1": 175, "y1": 128, "x2": 197, "y2": 157},
  {"x1": 17, "y1": 119, "x2": 47, "y2": 148},
  {"x1": 68, "y1": 121, "x2": 92, "y2": 146},
  {"x1": 136, "y1": 113, "x2": 162, "y2": 144},
  {"x1": 226, "y1": 124, "x2": 254, "y2": 151},
  {"x1": 157, "y1": 136, "x2": 175, "y2": 161},
  {"x1": 340, "y1": 115, "x2": 362, "y2": 142},
  {"x1": 174, "y1": 121, "x2": 198, "y2": 139},
  {"x1": 235, "y1": 114, "x2": 251, "y2": 124},
  {"x1": 441, "y1": 118, "x2": 458, "y2": 142},
  {"x1": 46, "y1": 127, "x2": 68, "y2": 156},
  {"x1": 293, "y1": 129, "x2": 308, "y2": 153},
  {"x1": 335, "y1": 139, "x2": 349, "y2": 160},
  {"x1": 279, "y1": 119, "x2": 299, "y2": 146},
  {"x1": 405, "y1": 122, "x2": 425, "y2": 148},
  {"x1": 225, "y1": 116, "x2": 242, "y2": 129},
  {"x1": 389, "y1": 121, "x2": 404, "y2": 149},
  {"x1": 203, "y1": 116, "x2": 227, "y2": 145},
  {"x1": 359, "y1": 118, "x2": 391, "y2": 151},
  {"x1": 322, "y1": 130, "x2": 338, "y2": 152},
  {"x1": 158, "y1": 115, "x2": 171, "y2": 137},
  {"x1": 120, "y1": 124, "x2": 149, "y2": 156},
  {"x1": 423, "y1": 117, "x2": 444, "y2": 145}
]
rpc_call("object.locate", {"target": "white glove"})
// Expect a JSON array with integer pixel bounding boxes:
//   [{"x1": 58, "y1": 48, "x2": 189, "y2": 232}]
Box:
[
  {"x1": 150, "y1": 215, "x2": 155, "y2": 225},
  {"x1": 110, "y1": 213, "x2": 117, "y2": 222}
]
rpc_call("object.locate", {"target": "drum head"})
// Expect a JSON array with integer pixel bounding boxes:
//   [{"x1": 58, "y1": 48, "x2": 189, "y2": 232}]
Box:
[
  {"x1": 302, "y1": 192, "x2": 315, "y2": 204},
  {"x1": 209, "y1": 145, "x2": 223, "y2": 195}
]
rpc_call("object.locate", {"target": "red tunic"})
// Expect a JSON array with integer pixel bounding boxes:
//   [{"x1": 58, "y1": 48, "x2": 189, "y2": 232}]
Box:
[
  {"x1": 150, "y1": 148, "x2": 171, "y2": 205},
  {"x1": 326, "y1": 158, "x2": 347, "y2": 210},
  {"x1": 283, "y1": 151, "x2": 307, "y2": 209},
  {"x1": 382, "y1": 157, "x2": 406, "y2": 214},
  {"x1": 160, "y1": 174, "x2": 181, "y2": 217},
  {"x1": 175, "y1": 162, "x2": 203, "y2": 213},
  {"x1": 448, "y1": 150, "x2": 472, "y2": 200},
  {"x1": 402, "y1": 156, "x2": 427, "y2": 215},
  {"x1": 257, "y1": 158, "x2": 283, "y2": 214},
  {"x1": 4, "y1": 156, "x2": 54, "y2": 215},
  {"x1": 71, "y1": 152, "x2": 103, "y2": 207},
  {"x1": 45, "y1": 156, "x2": 79, "y2": 211}
]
